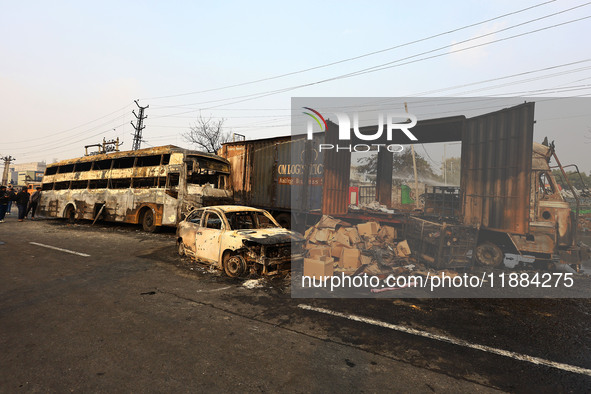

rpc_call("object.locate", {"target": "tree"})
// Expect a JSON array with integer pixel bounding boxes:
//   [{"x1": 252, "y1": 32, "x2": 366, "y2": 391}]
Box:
[
  {"x1": 552, "y1": 169, "x2": 591, "y2": 191},
  {"x1": 357, "y1": 148, "x2": 439, "y2": 185},
  {"x1": 183, "y1": 114, "x2": 230, "y2": 153},
  {"x1": 441, "y1": 157, "x2": 461, "y2": 185}
]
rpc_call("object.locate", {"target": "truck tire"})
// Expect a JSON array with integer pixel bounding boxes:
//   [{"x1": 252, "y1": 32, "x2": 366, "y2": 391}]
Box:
[{"x1": 475, "y1": 242, "x2": 504, "y2": 268}]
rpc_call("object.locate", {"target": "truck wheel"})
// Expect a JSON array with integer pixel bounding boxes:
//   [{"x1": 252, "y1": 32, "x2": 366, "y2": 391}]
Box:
[
  {"x1": 141, "y1": 209, "x2": 157, "y2": 232},
  {"x1": 223, "y1": 254, "x2": 246, "y2": 278},
  {"x1": 475, "y1": 242, "x2": 504, "y2": 268}
]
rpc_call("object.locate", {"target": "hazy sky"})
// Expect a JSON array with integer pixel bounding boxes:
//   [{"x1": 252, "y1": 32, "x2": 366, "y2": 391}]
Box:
[{"x1": 1, "y1": 1, "x2": 590, "y2": 171}]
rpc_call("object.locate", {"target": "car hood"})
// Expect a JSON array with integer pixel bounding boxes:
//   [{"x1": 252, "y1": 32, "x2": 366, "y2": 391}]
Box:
[{"x1": 234, "y1": 228, "x2": 305, "y2": 245}]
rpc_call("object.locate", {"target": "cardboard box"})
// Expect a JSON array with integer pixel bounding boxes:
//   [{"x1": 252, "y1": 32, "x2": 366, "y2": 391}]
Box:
[
  {"x1": 303, "y1": 258, "x2": 334, "y2": 279},
  {"x1": 357, "y1": 221, "x2": 380, "y2": 237},
  {"x1": 378, "y1": 226, "x2": 397, "y2": 241},
  {"x1": 308, "y1": 246, "x2": 331, "y2": 259},
  {"x1": 340, "y1": 248, "x2": 361, "y2": 269},
  {"x1": 314, "y1": 228, "x2": 333, "y2": 243},
  {"x1": 360, "y1": 254, "x2": 373, "y2": 266},
  {"x1": 330, "y1": 243, "x2": 347, "y2": 258},
  {"x1": 345, "y1": 227, "x2": 362, "y2": 244},
  {"x1": 334, "y1": 228, "x2": 351, "y2": 247},
  {"x1": 396, "y1": 240, "x2": 411, "y2": 257}
]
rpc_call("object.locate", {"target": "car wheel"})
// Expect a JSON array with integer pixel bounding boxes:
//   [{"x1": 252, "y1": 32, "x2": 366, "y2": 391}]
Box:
[
  {"x1": 223, "y1": 254, "x2": 246, "y2": 278},
  {"x1": 142, "y1": 209, "x2": 157, "y2": 232},
  {"x1": 475, "y1": 242, "x2": 504, "y2": 268},
  {"x1": 177, "y1": 240, "x2": 185, "y2": 256}
]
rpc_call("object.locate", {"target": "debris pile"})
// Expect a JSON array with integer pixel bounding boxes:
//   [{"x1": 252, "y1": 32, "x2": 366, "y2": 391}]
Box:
[
  {"x1": 349, "y1": 201, "x2": 395, "y2": 214},
  {"x1": 302, "y1": 215, "x2": 423, "y2": 279}
]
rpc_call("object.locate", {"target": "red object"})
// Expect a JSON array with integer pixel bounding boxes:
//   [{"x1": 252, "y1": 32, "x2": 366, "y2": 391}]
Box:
[{"x1": 348, "y1": 187, "x2": 359, "y2": 206}]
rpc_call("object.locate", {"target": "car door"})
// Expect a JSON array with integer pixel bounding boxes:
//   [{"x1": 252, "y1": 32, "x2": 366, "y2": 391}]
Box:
[
  {"x1": 194, "y1": 211, "x2": 224, "y2": 264},
  {"x1": 179, "y1": 209, "x2": 204, "y2": 255}
]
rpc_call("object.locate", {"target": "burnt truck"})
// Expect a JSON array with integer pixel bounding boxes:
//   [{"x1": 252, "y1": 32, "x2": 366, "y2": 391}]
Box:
[
  {"x1": 423, "y1": 104, "x2": 590, "y2": 270},
  {"x1": 219, "y1": 102, "x2": 590, "y2": 270}
]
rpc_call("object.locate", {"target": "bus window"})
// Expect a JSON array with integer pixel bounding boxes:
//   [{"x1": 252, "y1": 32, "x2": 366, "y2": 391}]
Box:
[
  {"x1": 113, "y1": 157, "x2": 135, "y2": 169},
  {"x1": 136, "y1": 155, "x2": 162, "y2": 167},
  {"x1": 71, "y1": 180, "x2": 88, "y2": 189},
  {"x1": 110, "y1": 178, "x2": 131, "y2": 189},
  {"x1": 75, "y1": 162, "x2": 92, "y2": 172},
  {"x1": 93, "y1": 159, "x2": 112, "y2": 171},
  {"x1": 58, "y1": 164, "x2": 75, "y2": 173}
]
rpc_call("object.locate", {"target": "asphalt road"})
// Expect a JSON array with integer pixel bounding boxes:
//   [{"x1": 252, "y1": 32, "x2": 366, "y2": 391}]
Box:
[{"x1": 1, "y1": 216, "x2": 591, "y2": 392}]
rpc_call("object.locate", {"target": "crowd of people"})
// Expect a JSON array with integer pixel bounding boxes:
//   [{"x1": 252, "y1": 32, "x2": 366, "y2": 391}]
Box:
[{"x1": 0, "y1": 185, "x2": 42, "y2": 223}]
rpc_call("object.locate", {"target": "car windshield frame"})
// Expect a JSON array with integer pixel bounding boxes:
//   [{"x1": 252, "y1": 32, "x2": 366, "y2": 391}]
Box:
[{"x1": 225, "y1": 211, "x2": 280, "y2": 230}]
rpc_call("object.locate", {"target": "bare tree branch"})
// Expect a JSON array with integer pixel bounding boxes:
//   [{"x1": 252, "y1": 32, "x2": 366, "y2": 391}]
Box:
[{"x1": 183, "y1": 113, "x2": 230, "y2": 153}]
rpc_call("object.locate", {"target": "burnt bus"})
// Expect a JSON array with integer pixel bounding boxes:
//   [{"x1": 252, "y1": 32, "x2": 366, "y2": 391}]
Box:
[{"x1": 39, "y1": 145, "x2": 232, "y2": 231}]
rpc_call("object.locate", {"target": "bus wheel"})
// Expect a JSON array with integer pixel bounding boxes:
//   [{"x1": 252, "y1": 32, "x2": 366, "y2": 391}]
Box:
[
  {"x1": 64, "y1": 205, "x2": 76, "y2": 224},
  {"x1": 141, "y1": 208, "x2": 157, "y2": 232},
  {"x1": 223, "y1": 254, "x2": 246, "y2": 278},
  {"x1": 475, "y1": 242, "x2": 504, "y2": 268}
]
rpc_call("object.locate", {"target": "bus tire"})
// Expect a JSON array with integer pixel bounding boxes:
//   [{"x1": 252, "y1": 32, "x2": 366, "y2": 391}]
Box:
[
  {"x1": 64, "y1": 204, "x2": 76, "y2": 224},
  {"x1": 141, "y1": 208, "x2": 157, "y2": 233}
]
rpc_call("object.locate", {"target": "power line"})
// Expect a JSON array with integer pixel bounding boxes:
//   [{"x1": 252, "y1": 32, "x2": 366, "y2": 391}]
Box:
[
  {"x1": 142, "y1": 0, "x2": 558, "y2": 100},
  {"x1": 3, "y1": 103, "x2": 132, "y2": 145},
  {"x1": 151, "y1": 14, "x2": 591, "y2": 116}
]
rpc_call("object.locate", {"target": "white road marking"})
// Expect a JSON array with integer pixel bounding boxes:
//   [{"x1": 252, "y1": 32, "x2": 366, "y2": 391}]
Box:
[
  {"x1": 195, "y1": 286, "x2": 233, "y2": 293},
  {"x1": 298, "y1": 304, "x2": 591, "y2": 377},
  {"x1": 29, "y1": 242, "x2": 90, "y2": 257}
]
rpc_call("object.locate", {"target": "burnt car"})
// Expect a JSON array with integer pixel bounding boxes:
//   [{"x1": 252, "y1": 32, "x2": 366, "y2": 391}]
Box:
[{"x1": 176, "y1": 205, "x2": 305, "y2": 277}]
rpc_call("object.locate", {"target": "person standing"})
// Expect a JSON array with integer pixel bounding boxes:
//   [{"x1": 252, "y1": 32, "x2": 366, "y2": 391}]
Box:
[
  {"x1": 0, "y1": 186, "x2": 10, "y2": 223},
  {"x1": 6, "y1": 185, "x2": 14, "y2": 215},
  {"x1": 15, "y1": 186, "x2": 30, "y2": 222},
  {"x1": 27, "y1": 187, "x2": 42, "y2": 219}
]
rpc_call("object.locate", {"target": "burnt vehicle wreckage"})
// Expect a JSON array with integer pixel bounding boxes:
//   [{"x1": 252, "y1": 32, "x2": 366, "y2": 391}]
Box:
[
  {"x1": 176, "y1": 205, "x2": 304, "y2": 277},
  {"x1": 39, "y1": 146, "x2": 233, "y2": 231},
  {"x1": 37, "y1": 102, "x2": 590, "y2": 276},
  {"x1": 219, "y1": 102, "x2": 591, "y2": 273}
]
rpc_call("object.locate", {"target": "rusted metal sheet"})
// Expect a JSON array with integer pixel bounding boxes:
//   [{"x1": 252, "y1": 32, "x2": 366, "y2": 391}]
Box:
[
  {"x1": 376, "y1": 148, "x2": 393, "y2": 207},
  {"x1": 322, "y1": 121, "x2": 350, "y2": 216},
  {"x1": 460, "y1": 102, "x2": 535, "y2": 234},
  {"x1": 220, "y1": 135, "x2": 325, "y2": 213}
]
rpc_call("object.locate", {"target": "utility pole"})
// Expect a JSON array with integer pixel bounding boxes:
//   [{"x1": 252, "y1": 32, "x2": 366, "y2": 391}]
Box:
[
  {"x1": 131, "y1": 100, "x2": 148, "y2": 150},
  {"x1": 1, "y1": 156, "x2": 16, "y2": 186}
]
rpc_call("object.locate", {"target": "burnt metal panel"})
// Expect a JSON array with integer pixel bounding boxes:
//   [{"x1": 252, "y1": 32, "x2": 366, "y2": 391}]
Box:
[
  {"x1": 322, "y1": 121, "x2": 351, "y2": 215},
  {"x1": 460, "y1": 102, "x2": 534, "y2": 234},
  {"x1": 376, "y1": 148, "x2": 393, "y2": 207},
  {"x1": 251, "y1": 142, "x2": 276, "y2": 207}
]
